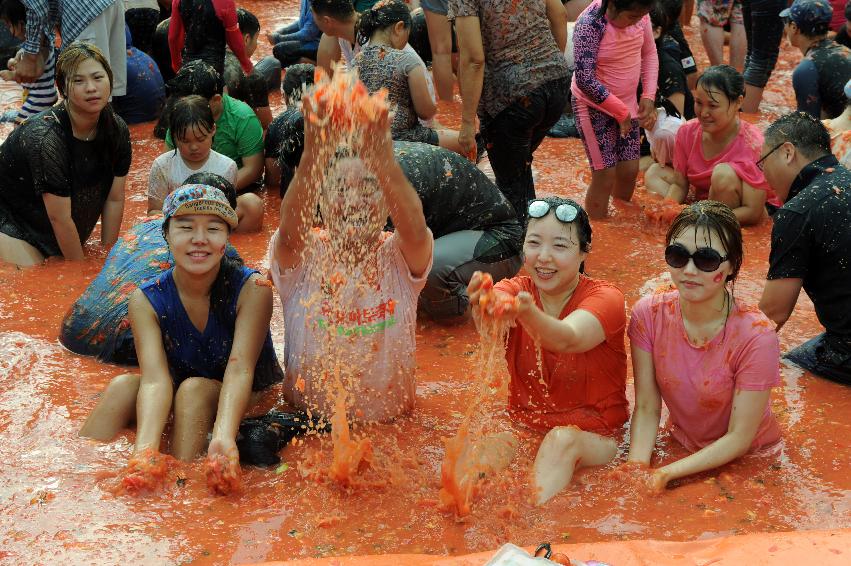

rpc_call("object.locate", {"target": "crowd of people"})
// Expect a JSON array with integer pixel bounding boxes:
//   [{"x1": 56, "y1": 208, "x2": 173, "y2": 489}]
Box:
[{"x1": 0, "y1": 0, "x2": 849, "y2": 502}]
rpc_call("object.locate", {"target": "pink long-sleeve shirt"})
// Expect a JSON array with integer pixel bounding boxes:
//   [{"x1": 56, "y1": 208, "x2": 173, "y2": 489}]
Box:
[{"x1": 571, "y1": 1, "x2": 659, "y2": 123}]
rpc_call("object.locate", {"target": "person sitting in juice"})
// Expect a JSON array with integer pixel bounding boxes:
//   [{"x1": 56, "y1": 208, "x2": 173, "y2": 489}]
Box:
[
  {"x1": 467, "y1": 197, "x2": 629, "y2": 505},
  {"x1": 627, "y1": 201, "x2": 782, "y2": 492},
  {"x1": 267, "y1": 75, "x2": 434, "y2": 423},
  {"x1": 80, "y1": 184, "x2": 283, "y2": 493}
]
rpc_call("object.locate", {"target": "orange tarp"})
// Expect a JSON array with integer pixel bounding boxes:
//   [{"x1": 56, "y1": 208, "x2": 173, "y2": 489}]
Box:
[{"x1": 255, "y1": 529, "x2": 850, "y2": 566}]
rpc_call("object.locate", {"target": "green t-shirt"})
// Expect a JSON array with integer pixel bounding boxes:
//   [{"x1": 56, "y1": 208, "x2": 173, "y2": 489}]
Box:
[
  {"x1": 354, "y1": 0, "x2": 379, "y2": 11},
  {"x1": 166, "y1": 95, "x2": 264, "y2": 168}
]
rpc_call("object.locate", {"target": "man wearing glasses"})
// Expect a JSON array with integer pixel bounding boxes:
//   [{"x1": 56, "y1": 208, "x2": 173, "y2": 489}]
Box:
[{"x1": 758, "y1": 111, "x2": 851, "y2": 385}]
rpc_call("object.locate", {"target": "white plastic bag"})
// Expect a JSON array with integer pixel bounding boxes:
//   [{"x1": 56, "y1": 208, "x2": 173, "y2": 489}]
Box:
[{"x1": 645, "y1": 107, "x2": 684, "y2": 166}]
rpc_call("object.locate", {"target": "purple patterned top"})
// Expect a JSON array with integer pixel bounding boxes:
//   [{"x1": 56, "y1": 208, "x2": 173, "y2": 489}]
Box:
[{"x1": 448, "y1": 0, "x2": 569, "y2": 120}]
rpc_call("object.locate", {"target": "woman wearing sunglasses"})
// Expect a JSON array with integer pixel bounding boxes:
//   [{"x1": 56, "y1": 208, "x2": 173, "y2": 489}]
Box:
[
  {"x1": 627, "y1": 201, "x2": 781, "y2": 492},
  {"x1": 643, "y1": 65, "x2": 780, "y2": 225},
  {"x1": 468, "y1": 197, "x2": 628, "y2": 505}
]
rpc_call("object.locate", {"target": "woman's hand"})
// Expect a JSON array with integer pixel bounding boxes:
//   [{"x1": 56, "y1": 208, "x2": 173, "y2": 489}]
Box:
[
  {"x1": 458, "y1": 120, "x2": 477, "y2": 161},
  {"x1": 301, "y1": 92, "x2": 344, "y2": 157},
  {"x1": 118, "y1": 448, "x2": 175, "y2": 495},
  {"x1": 357, "y1": 102, "x2": 394, "y2": 174},
  {"x1": 468, "y1": 271, "x2": 519, "y2": 321},
  {"x1": 205, "y1": 438, "x2": 242, "y2": 495},
  {"x1": 607, "y1": 461, "x2": 667, "y2": 495},
  {"x1": 638, "y1": 98, "x2": 656, "y2": 130},
  {"x1": 648, "y1": 468, "x2": 669, "y2": 494}
]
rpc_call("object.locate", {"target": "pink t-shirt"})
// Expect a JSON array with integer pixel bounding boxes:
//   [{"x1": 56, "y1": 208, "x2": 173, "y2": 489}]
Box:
[
  {"x1": 268, "y1": 229, "x2": 433, "y2": 422},
  {"x1": 672, "y1": 118, "x2": 780, "y2": 206},
  {"x1": 628, "y1": 291, "x2": 782, "y2": 453},
  {"x1": 570, "y1": 0, "x2": 658, "y2": 122}
]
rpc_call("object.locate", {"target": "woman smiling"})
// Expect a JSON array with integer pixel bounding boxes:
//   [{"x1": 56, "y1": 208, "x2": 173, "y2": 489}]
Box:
[
  {"x1": 81, "y1": 184, "x2": 283, "y2": 492},
  {"x1": 643, "y1": 65, "x2": 779, "y2": 225}
]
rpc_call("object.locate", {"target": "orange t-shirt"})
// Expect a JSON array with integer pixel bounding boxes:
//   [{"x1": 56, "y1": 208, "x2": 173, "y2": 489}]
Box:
[{"x1": 495, "y1": 275, "x2": 628, "y2": 434}]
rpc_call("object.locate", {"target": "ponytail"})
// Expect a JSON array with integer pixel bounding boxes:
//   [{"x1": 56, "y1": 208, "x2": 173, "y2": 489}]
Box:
[
  {"x1": 210, "y1": 254, "x2": 246, "y2": 317},
  {"x1": 355, "y1": 0, "x2": 412, "y2": 46}
]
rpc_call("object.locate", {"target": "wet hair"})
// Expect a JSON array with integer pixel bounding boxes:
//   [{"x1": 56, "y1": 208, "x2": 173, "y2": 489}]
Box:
[
  {"x1": 169, "y1": 95, "x2": 214, "y2": 144},
  {"x1": 168, "y1": 60, "x2": 224, "y2": 99},
  {"x1": 161, "y1": 183, "x2": 245, "y2": 316},
  {"x1": 524, "y1": 197, "x2": 593, "y2": 274},
  {"x1": 310, "y1": 0, "x2": 356, "y2": 20},
  {"x1": 275, "y1": 110, "x2": 305, "y2": 193},
  {"x1": 56, "y1": 41, "x2": 114, "y2": 99},
  {"x1": 0, "y1": 0, "x2": 26, "y2": 27},
  {"x1": 666, "y1": 201, "x2": 743, "y2": 283},
  {"x1": 763, "y1": 111, "x2": 832, "y2": 161},
  {"x1": 155, "y1": 61, "x2": 224, "y2": 139},
  {"x1": 650, "y1": 0, "x2": 683, "y2": 37},
  {"x1": 696, "y1": 65, "x2": 745, "y2": 105},
  {"x1": 55, "y1": 42, "x2": 123, "y2": 160},
  {"x1": 599, "y1": 0, "x2": 656, "y2": 18},
  {"x1": 356, "y1": 0, "x2": 412, "y2": 45},
  {"x1": 182, "y1": 172, "x2": 238, "y2": 208},
  {"x1": 237, "y1": 8, "x2": 260, "y2": 37},
  {"x1": 282, "y1": 63, "x2": 316, "y2": 102}
]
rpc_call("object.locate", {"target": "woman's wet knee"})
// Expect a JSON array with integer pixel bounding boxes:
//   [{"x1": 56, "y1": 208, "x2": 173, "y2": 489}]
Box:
[{"x1": 174, "y1": 377, "x2": 220, "y2": 408}]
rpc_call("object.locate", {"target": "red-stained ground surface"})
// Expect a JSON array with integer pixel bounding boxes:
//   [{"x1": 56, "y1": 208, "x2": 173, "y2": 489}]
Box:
[{"x1": 0, "y1": 2, "x2": 848, "y2": 564}]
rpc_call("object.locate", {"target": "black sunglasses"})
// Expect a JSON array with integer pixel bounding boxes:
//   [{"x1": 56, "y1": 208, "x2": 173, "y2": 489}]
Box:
[
  {"x1": 665, "y1": 243, "x2": 728, "y2": 272},
  {"x1": 756, "y1": 141, "x2": 785, "y2": 171},
  {"x1": 528, "y1": 199, "x2": 579, "y2": 222}
]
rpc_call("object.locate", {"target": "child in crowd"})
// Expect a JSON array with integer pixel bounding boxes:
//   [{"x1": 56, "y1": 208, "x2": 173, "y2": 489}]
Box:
[
  {"x1": 572, "y1": 0, "x2": 659, "y2": 218},
  {"x1": 627, "y1": 201, "x2": 781, "y2": 491},
  {"x1": 644, "y1": 65, "x2": 778, "y2": 225},
  {"x1": 468, "y1": 197, "x2": 628, "y2": 505},
  {"x1": 169, "y1": 0, "x2": 253, "y2": 76},
  {"x1": 0, "y1": 0, "x2": 57, "y2": 124},
  {"x1": 148, "y1": 95, "x2": 238, "y2": 216},
  {"x1": 268, "y1": 80, "x2": 433, "y2": 422},
  {"x1": 81, "y1": 184, "x2": 283, "y2": 482},
  {"x1": 160, "y1": 61, "x2": 266, "y2": 225},
  {"x1": 353, "y1": 1, "x2": 460, "y2": 152}
]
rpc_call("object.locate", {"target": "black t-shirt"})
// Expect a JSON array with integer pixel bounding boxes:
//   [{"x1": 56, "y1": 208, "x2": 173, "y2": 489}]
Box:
[
  {"x1": 659, "y1": 36, "x2": 695, "y2": 119},
  {"x1": 835, "y1": 26, "x2": 851, "y2": 50},
  {"x1": 152, "y1": 18, "x2": 174, "y2": 82},
  {"x1": 768, "y1": 155, "x2": 851, "y2": 339},
  {"x1": 266, "y1": 107, "x2": 304, "y2": 164},
  {"x1": 0, "y1": 105, "x2": 132, "y2": 257},
  {"x1": 223, "y1": 51, "x2": 269, "y2": 109},
  {"x1": 178, "y1": 0, "x2": 227, "y2": 74},
  {"x1": 393, "y1": 141, "x2": 522, "y2": 260},
  {"x1": 667, "y1": 22, "x2": 697, "y2": 76}
]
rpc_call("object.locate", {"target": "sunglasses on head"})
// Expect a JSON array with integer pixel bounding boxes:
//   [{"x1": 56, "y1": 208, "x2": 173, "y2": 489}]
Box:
[
  {"x1": 528, "y1": 200, "x2": 579, "y2": 223},
  {"x1": 665, "y1": 243, "x2": 728, "y2": 272}
]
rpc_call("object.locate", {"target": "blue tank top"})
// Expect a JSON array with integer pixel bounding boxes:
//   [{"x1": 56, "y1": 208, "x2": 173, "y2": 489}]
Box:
[{"x1": 140, "y1": 264, "x2": 283, "y2": 390}]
